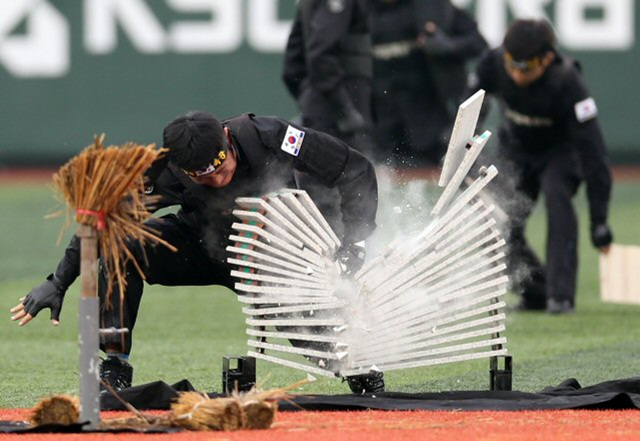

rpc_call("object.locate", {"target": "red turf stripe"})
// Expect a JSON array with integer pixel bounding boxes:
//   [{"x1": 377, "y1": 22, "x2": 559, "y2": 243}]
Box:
[{"x1": 2, "y1": 409, "x2": 639, "y2": 441}]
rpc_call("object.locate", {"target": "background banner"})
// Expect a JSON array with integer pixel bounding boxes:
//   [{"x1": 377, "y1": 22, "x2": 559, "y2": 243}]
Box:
[{"x1": 0, "y1": 0, "x2": 636, "y2": 164}]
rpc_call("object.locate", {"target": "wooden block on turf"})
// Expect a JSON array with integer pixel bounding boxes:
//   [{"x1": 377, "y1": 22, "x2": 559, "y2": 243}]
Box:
[{"x1": 599, "y1": 244, "x2": 640, "y2": 305}]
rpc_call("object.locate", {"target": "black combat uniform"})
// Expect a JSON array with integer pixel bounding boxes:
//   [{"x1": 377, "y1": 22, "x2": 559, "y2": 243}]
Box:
[
  {"x1": 371, "y1": 0, "x2": 486, "y2": 165},
  {"x1": 282, "y1": 0, "x2": 374, "y2": 154},
  {"x1": 41, "y1": 114, "x2": 378, "y2": 354},
  {"x1": 471, "y1": 49, "x2": 613, "y2": 310}
]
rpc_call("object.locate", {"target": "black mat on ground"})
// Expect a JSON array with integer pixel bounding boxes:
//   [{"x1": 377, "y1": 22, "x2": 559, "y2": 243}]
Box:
[{"x1": 99, "y1": 377, "x2": 640, "y2": 411}]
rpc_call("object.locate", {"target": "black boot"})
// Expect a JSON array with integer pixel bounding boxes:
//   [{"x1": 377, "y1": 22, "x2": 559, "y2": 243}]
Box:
[
  {"x1": 100, "y1": 356, "x2": 133, "y2": 391},
  {"x1": 346, "y1": 371, "x2": 385, "y2": 394}
]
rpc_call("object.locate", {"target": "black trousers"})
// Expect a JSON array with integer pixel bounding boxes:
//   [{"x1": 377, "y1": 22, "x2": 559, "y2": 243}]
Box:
[
  {"x1": 372, "y1": 77, "x2": 450, "y2": 166},
  {"x1": 98, "y1": 214, "x2": 234, "y2": 354},
  {"x1": 491, "y1": 147, "x2": 581, "y2": 308}
]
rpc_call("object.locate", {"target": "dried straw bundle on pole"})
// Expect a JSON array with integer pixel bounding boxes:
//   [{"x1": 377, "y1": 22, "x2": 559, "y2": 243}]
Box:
[
  {"x1": 51, "y1": 134, "x2": 176, "y2": 429},
  {"x1": 52, "y1": 134, "x2": 176, "y2": 304}
]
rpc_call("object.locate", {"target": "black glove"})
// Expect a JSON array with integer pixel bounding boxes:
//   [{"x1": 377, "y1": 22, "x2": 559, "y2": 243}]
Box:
[
  {"x1": 328, "y1": 88, "x2": 366, "y2": 135},
  {"x1": 420, "y1": 26, "x2": 457, "y2": 57},
  {"x1": 591, "y1": 223, "x2": 613, "y2": 248},
  {"x1": 22, "y1": 274, "x2": 67, "y2": 322},
  {"x1": 336, "y1": 242, "x2": 366, "y2": 276},
  {"x1": 22, "y1": 235, "x2": 80, "y2": 323}
]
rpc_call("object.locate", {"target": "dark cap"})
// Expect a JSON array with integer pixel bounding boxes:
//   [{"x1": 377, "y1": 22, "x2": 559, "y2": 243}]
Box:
[
  {"x1": 162, "y1": 111, "x2": 226, "y2": 172},
  {"x1": 504, "y1": 19, "x2": 555, "y2": 62}
]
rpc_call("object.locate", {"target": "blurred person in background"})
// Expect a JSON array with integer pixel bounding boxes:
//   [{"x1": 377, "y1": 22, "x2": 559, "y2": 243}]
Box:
[
  {"x1": 10, "y1": 111, "x2": 384, "y2": 394},
  {"x1": 282, "y1": 0, "x2": 375, "y2": 156},
  {"x1": 468, "y1": 19, "x2": 613, "y2": 314},
  {"x1": 370, "y1": 0, "x2": 486, "y2": 165},
  {"x1": 282, "y1": 0, "x2": 376, "y2": 248}
]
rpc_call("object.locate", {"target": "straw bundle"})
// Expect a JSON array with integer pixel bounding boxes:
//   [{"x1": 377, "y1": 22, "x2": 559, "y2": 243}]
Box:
[
  {"x1": 30, "y1": 395, "x2": 80, "y2": 426},
  {"x1": 170, "y1": 379, "x2": 308, "y2": 431},
  {"x1": 52, "y1": 134, "x2": 176, "y2": 305},
  {"x1": 170, "y1": 392, "x2": 246, "y2": 431}
]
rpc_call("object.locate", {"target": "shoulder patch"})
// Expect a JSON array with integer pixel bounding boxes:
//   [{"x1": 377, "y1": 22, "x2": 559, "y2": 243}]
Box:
[
  {"x1": 281, "y1": 125, "x2": 305, "y2": 157},
  {"x1": 327, "y1": 0, "x2": 346, "y2": 13},
  {"x1": 574, "y1": 97, "x2": 598, "y2": 123}
]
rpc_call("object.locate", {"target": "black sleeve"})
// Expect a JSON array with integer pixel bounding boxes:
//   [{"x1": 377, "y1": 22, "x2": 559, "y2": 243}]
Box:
[
  {"x1": 465, "y1": 49, "x2": 500, "y2": 121},
  {"x1": 562, "y1": 66, "x2": 612, "y2": 227},
  {"x1": 469, "y1": 49, "x2": 500, "y2": 94},
  {"x1": 440, "y1": 8, "x2": 488, "y2": 60},
  {"x1": 305, "y1": 0, "x2": 355, "y2": 94},
  {"x1": 143, "y1": 158, "x2": 185, "y2": 212},
  {"x1": 282, "y1": 8, "x2": 307, "y2": 99},
  {"x1": 255, "y1": 116, "x2": 378, "y2": 243},
  {"x1": 296, "y1": 129, "x2": 377, "y2": 243}
]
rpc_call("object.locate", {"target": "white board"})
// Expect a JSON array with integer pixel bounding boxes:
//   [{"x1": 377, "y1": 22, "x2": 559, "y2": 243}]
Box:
[
  {"x1": 599, "y1": 244, "x2": 640, "y2": 305},
  {"x1": 438, "y1": 89, "x2": 485, "y2": 188}
]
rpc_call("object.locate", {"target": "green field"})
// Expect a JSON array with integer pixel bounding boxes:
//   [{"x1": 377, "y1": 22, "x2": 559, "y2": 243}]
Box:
[{"x1": 1, "y1": 176, "x2": 639, "y2": 408}]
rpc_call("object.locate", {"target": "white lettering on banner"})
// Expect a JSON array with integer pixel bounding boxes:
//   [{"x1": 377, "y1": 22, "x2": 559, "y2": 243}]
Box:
[
  {"x1": 453, "y1": 0, "x2": 634, "y2": 50},
  {"x1": 167, "y1": 0, "x2": 242, "y2": 52},
  {"x1": 247, "y1": 0, "x2": 293, "y2": 53},
  {"x1": 0, "y1": 0, "x2": 635, "y2": 78},
  {"x1": 557, "y1": 0, "x2": 634, "y2": 50},
  {"x1": 0, "y1": 0, "x2": 69, "y2": 77},
  {"x1": 85, "y1": 0, "x2": 166, "y2": 53}
]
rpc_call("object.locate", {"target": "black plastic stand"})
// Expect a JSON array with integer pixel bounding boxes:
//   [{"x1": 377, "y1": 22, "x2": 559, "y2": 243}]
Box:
[
  {"x1": 222, "y1": 356, "x2": 256, "y2": 394},
  {"x1": 490, "y1": 355, "x2": 513, "y2": 391}
]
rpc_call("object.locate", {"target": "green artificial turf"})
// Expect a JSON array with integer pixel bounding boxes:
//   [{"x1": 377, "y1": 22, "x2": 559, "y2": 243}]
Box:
[{"x1": 1, "y1": 178, "x2": 639, "y2": 408}]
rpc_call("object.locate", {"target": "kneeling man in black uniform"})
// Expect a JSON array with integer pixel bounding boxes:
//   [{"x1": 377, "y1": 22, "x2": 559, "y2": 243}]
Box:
[{"x1": 10, "y1": 111, "x2": 383, "y2": 393}]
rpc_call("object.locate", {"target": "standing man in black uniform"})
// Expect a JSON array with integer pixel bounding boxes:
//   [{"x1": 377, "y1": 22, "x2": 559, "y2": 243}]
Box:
[
  {"x1": 371, "y1": 0, "x2": 486, "y2": 165},
  {"x1": 10, "y1": 111, "x2": 384, "y2": 393},
  {"x1": 282, "y1": 0, "x2": 374, "y2": 156},
  {"x1": 468, "y1": 19, "x2": 613, "y2": 314}
]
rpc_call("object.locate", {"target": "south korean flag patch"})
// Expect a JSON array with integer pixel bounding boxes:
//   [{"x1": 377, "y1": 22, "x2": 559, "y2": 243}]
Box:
[
  {"x1": 280, "y1": 125, "x2": 305, "y2": 157},
  {"x1": 574, "y1": 97, "x2": 598, "y2": 123}
]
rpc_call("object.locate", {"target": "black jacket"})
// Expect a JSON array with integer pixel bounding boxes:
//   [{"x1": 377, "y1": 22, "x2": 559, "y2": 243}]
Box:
[
  {"x1": 471, "y1": 48, "x2": 612, "y2": 227},
  {"x1": 282, "y1": 0, "x2": 372, "y2": 117},
  {"x1": 372, "y1": 0, "x2": 486, "y2": 106},
  {"x1": 147, "y1": 114, "x2": 378, "y2": 246},
  {"x1": 54, "y1": 114, "x2": 379, "y2": 288}
]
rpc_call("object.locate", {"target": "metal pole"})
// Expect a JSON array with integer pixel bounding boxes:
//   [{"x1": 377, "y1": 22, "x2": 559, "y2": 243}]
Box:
[{"x1": 77, "y1": 224, "x2": 100, "y2": 430}]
